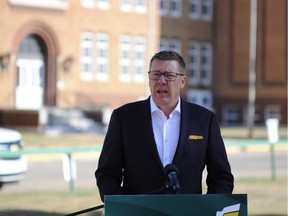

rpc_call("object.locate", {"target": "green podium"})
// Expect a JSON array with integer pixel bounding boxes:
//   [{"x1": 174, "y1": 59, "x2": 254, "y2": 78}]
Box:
[{"x1": 104, "y1": 194, "x2": 247, "y2": 216}]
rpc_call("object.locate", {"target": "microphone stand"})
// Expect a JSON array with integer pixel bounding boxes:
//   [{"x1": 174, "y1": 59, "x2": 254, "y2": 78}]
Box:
[
  {"x1": 145, "y1": 185, "x2": 174, "y2": 194},
  {"x1": 65, "y1": 204, "x2": 104, "y2": 216}
]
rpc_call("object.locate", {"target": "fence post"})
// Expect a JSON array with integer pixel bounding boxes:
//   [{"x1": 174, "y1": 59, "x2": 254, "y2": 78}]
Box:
[
  {"x1": 63, "y1": 153, "x2": 76, "y2": 193},
  {"x1": 68, "y1": 153, "x2": 75, "y2": 192},
  {"x1": 266, "y1": 118, "x2": 279, "y2": 181}
]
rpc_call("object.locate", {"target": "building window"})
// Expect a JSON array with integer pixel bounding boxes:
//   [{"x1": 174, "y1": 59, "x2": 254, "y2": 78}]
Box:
[
  {"x1": 159, "y1": 0, "x2": 181, "y2": 17},
  {"x1": 135, "y1": 0, "x2": 147, "y2": 13},
  {"x1": 265, "y1": 105, "x2": 281, "y2": 121},
  {"x1": 119, "y1": 35, "x2": 132, "y2": 82},
  {"x1": 97, "y1": 0, "x2": 110, "y2": 9},
  {"x1": 120, "y1": 0, "x2": 147, "y2": 13},
  {"x1": 243, "y1": 106, "x2": 261, "y2": 125},
  {"x1": 9, "y1": 0, "x2": 68, "y2": 10},
  {"x1": 170, "y1": 0, "x2": 182, "y2": 17},
  {"x1": 188, "y1": 41, "x2": 200, "y2": 84},
  {"x1": 81, "y1": 0, "x2": 110, "y2": 9},
  {"x1": 160, "y1": 37, "x2": 169, "y2": 51},
  {"x1": 80, "y1": 32, "x2": 94, "y2": 80},
  {"x1": 119, "y1": 35, "x2": 147, "y2": 82},
  {"x1": 133, "y1": 36, "x2": 146, "y2": 82},
  {"x1": 202, "y1": 0, "x2": 213, "y2": 21},
  {"x1": 160, "y1": 0, "x2": 169, "y2": 15},
  {"x1": 187, "y1": 89, "x2": 212, "y2": 110},
  {"x1": 80, "y1": 32, "x2": 110, "y2": 81},
  {"x1": 189, "y1": 0, "x2": 200, "y2": 19},
  {"x1": 159, "y1": 37, "x2": 182, "y2": 53},
  {"x1": 95, "y1": 33, "x2": 109, "y2": 81},
  {"x1": 200, "y1": 42, "x2": 212, "y2": 86},
  {"x1": 169, "y1": 38, "x2": 181, "y2": 53},
  {"x1": 187, "y1": 40, "x2": 212, "y2": 86},
  {"x1": 120, "y1": 0, "x2": 133, "y2": 12},
  {"x1": 223, "y1": 105, "x2": 240, "y2": 125},
  {"x1": 81, "y1": 0, "x2": 95, "y2": 8},
  {"x1": 188, "y1": 0, "x2": 213, "y2": 21}
]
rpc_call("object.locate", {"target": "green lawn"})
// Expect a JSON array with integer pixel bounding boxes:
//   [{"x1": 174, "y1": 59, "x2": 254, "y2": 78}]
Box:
[{"x1": 21, "y1": 131, "x2": 105, "y2": 148}]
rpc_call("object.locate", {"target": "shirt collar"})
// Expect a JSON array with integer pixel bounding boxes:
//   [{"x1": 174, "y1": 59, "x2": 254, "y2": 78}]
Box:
[{"x1": 150, "y1": 96, "x2": 181, "y2": 115}]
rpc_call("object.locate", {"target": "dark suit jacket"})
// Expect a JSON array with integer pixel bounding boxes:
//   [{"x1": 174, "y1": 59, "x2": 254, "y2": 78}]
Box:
[{"x1": 95, "y1": 97, "x2": 234, "y2": 202}]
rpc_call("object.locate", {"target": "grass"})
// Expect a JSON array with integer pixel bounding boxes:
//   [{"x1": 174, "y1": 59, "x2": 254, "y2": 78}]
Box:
[
  {"x1": 0, "y1": 177, "x2": 287, "y2": 216},
  {"x1": 233, "y1": 177, "x2": 287, "y2": 215},
  {"x1": 21, "y1": 132, "x2": 105, "y2": 148},
  {"x1": 20, "y1": 126, "x2": 287, "y2": 149},
  {"x1": 0, "y1": 188, "x2": 102, "y2": 216}
]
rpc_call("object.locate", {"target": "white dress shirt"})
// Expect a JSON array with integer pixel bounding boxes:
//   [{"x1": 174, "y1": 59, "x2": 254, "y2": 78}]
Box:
[{"x1": 150, "y1": 97, "x2": 181, "y2": 167}]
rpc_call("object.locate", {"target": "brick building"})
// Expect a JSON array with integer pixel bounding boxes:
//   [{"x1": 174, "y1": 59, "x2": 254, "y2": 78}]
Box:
[
  {"x1": 212, "y1": 0, "x2": 287, "y2": 126},
  {"x1": 0, "y1": 0, "x2": 286, "y2": 127}
]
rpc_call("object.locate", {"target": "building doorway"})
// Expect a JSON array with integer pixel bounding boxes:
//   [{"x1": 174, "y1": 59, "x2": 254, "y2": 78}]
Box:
[{"x1": 15, "y1": 35, "x2": 46, "y2": 110}]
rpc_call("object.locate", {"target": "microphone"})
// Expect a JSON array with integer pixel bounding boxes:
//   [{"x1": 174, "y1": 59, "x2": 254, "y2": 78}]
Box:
[{"x1": 164, "y1": 164, "x2": 182, "y2": 194}]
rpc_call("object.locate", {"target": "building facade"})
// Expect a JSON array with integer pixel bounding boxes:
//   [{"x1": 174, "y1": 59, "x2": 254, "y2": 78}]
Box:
[
  {"x1": 0, "y1": 0, "x2": 159, "y2": 116},
  {"x1": 0, "y1": 0, "x2": 286, "y2": 127},
  {"x1": 213, "y1": 0, "x2": 287, "y2": 126}
]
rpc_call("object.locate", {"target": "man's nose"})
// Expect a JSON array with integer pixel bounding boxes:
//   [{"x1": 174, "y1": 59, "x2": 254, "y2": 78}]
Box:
[{"x1": 157, "y1": 74, "x2": 167, "y2": 83}]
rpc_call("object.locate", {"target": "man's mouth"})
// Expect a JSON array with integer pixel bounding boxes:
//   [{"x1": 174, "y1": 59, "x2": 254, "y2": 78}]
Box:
[{"x1": 157, "y1": 90, "x2": 168, "y2": 94}]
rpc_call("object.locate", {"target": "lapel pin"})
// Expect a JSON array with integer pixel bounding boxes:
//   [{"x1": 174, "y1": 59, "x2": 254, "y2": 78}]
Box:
[{"x1": 189, "y1": 135, "x2": 204, "y2": 140}]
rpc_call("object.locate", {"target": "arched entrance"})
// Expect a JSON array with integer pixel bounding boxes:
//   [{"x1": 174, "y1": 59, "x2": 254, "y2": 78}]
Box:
[
  {"x1": 13, "y1": 20, "x2": 59, "y2": 109},
  {"x1": 15, "y1": 35, "x2": 46, "y2": 110}
]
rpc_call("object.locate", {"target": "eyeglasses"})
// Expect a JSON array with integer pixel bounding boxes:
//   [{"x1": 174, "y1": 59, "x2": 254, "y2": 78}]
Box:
[{"x1": 148, "y1": 71, "x2": 185, "y2": 81}]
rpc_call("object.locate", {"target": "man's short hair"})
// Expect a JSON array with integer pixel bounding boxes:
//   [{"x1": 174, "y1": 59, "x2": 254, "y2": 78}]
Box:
[{"x1": 149, "y1": 50, "x2": 186, "y2": 75}]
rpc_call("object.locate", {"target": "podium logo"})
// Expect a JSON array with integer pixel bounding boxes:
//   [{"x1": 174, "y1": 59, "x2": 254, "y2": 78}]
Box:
[{"x1": 216, "y1": 203, "x2": 240, "y2": 216}]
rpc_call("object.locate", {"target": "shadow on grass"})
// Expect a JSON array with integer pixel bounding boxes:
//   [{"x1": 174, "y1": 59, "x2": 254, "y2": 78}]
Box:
[{"x1": 0, "y1": 209, "x2": 103, "y2": 216}]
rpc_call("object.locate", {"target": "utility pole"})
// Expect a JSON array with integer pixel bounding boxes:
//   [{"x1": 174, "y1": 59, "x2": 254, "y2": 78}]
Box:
[{"x1": 247, "y1": 0, "x2": 258, "y2": 138}]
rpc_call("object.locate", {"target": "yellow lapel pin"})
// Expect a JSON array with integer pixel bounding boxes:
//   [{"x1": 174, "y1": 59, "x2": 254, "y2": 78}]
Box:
[{"x1": 189, "y1": 135, "x2": 204, "y2": 140}]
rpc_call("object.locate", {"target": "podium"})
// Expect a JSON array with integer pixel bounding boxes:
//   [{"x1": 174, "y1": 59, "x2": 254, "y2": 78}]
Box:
[{"x1": 104, "y1": 194, "x2": 247, "y2": 216}]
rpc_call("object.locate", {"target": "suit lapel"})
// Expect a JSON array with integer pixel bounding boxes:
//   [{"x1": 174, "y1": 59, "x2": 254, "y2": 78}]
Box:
[
  {"x1": 173, "y1": 100, "x2": 192, "y2": 165},
  {"x1": 137, "y1": 98, "x2": 163, "y2": 169}
]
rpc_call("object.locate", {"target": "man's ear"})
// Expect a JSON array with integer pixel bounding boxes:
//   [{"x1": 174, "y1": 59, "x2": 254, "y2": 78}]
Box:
[{"x1": 180, "y1": 76, "x2": 187, "y2": 89}]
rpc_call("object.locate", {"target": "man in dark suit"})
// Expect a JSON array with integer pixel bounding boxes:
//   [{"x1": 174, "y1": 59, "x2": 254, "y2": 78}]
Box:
[{"x1": 95, "y1": 50, "x2": 234, "y2": 202}]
